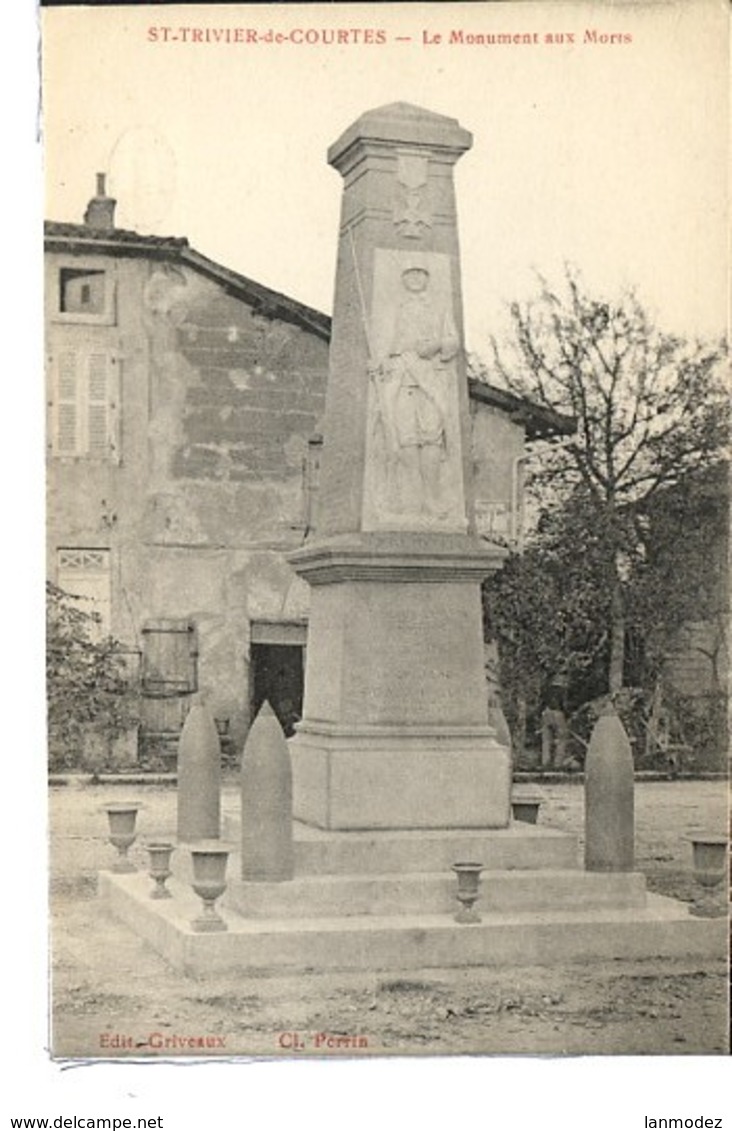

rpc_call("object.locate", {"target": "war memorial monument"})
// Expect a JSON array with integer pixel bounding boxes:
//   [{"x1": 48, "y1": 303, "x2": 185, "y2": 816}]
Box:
[{"x1": 99, "y1": 103, "x2": 725, "y2": 984}]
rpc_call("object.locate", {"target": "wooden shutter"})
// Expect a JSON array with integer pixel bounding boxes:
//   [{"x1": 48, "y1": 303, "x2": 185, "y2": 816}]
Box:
[
  {"x1": 141, "y1": 620, "x2": 198, "y2": 697},
  {"x1": 51, "y1": 349, "x2": 119, "y2": 459},
  {"x1": 87, "y1": 352, "x2": 110, "y2": 457},
  {"x1": 55, "y1": 351, "x2": 81, "y2": 455}
]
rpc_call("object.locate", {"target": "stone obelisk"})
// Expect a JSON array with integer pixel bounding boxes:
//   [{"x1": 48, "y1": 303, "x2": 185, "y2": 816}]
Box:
[{"x1": 288, "y1": 103, "x2": 509, "y2": 830}]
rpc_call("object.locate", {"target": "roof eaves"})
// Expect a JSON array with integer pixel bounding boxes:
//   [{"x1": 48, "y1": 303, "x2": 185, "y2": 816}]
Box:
[
  {"x1": 467, "y1": 378, "x2": 576, "y2": 440},
  {"x1": 179, "y1": 246, "x2": 331, "y2": 342},
  {"x1": 44, "y1": 221, "x2": 189, "y2": 256}
]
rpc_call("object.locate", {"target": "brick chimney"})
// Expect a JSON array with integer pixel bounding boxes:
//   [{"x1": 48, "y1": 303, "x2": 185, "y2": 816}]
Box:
[{"x1": 83, "y1": 172, "x2": 117, "y2": 231}]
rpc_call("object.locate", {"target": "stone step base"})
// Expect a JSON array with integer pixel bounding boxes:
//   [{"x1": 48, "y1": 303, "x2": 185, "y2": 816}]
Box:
[
  {"x1": 224, "y1": 870, "x2": 648, "y2": 919},
  {"x1": 100, "y1": 871, "x2": 726, "y2": 977},
  {"x1": 221, "y1": 816, "x2": 579, "y2": 875}
]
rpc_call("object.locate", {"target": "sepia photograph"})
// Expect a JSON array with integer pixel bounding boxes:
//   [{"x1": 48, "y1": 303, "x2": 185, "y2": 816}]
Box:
[{"x1": 39, "y1": 0, "x2": 729, "y2": 1065}]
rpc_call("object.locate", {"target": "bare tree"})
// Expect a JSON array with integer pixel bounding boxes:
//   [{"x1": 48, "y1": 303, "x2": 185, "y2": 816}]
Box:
[{"x1": 488, "y1": 266, "x2": 728, "y2": 693}]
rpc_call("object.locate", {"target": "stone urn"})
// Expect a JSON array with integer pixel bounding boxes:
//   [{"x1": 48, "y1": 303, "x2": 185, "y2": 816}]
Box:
[
  {"x1": 452, "y1": 862, "x2": 484, "y2": 924},
  {"x1": 146, "y1": 841, "x2": 175, "y2": 899},
  {"x1": 511, "y1": 796, "x2": 542, "y2": 825},
  {"x1": 687, "y1": 834, "x2": 728, "y2": 888},
  {"x1": 190, "y1": 842, "x2": 230, "y2": 932},
  {"x1": 104, "y1": 802, "x2": 142, "y2": 872}
]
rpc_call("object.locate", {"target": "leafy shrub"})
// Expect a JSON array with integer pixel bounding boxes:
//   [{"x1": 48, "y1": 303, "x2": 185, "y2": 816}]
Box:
[
  {"x1": 46, "y1": 582, "x2": 140, "y2": 771},
  {"x1": 664, "y1": 690, "x2": 728, "y2": 772}
]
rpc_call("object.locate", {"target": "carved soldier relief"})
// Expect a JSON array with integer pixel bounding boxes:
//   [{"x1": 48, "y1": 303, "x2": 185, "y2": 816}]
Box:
[{"x1": 362, "y1": 249, "x2": 468, "y2": 532}]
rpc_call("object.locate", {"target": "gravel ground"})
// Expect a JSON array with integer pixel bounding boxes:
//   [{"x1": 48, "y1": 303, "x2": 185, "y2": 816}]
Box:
[{"x1": 49, "y1": 779, "x2": 729, "y2": 1059}]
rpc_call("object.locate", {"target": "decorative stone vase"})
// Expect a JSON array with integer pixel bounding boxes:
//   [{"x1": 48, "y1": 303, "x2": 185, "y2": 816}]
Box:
[
  {"x1": 452, "y1": 862, "x2": 484, "y2": 924},
  {"x1": 104, "y1": 802, "x2": 142, "y2": 872},
  {"x1": 146, "y1": 841, "x2": 175, "y2": 899},
  {"x1": 190, "y1": 842, "x2": 230, "y2": 932},
  {"x1": 688, "y1": 835, "x2": 728, "y2": 888},
  {"x1": 511, "y1": 796, "x2": 542, "y2": 825}
]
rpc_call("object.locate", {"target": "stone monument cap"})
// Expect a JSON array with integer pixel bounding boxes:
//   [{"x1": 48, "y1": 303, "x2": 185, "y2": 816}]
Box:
[{"x1": 328, "y1": 101, "x2": 473, "y2": 169}]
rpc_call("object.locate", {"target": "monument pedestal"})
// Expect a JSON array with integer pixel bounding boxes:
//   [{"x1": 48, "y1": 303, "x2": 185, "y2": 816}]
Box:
[
  {"x1": 289, "y1": 532, "x2": 508, "y2": 830},
  {"x1": 291, "y1": 724, "x2": 510, "y2": 830}
]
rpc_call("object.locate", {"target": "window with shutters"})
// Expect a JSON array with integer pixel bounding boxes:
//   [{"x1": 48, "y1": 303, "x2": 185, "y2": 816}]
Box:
[
  {"x1": 56, "y1": 548, "x2": 111, "y2": 637},
  {"x1": 50, "y1": 349, "x2": 119, "y2": 460}
]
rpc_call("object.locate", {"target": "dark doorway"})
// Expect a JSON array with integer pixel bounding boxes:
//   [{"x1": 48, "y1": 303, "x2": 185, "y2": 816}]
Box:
[{"x1": 251, "y1": 643, "x2": 304, "y2": 737}]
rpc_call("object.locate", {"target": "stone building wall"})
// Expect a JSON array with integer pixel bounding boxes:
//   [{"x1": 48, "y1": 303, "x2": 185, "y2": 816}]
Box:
[
  {"x1": 470, "y1": 401, "x2": 525, "y2": 546},
  {"x1": 47, "y1": 245, "x2": 328, "y2": 754}
]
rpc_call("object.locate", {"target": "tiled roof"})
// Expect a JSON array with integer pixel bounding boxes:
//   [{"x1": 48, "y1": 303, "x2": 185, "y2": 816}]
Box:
[{"x1": 44, "y1": 221, "x2": 189, "y2": 251}]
